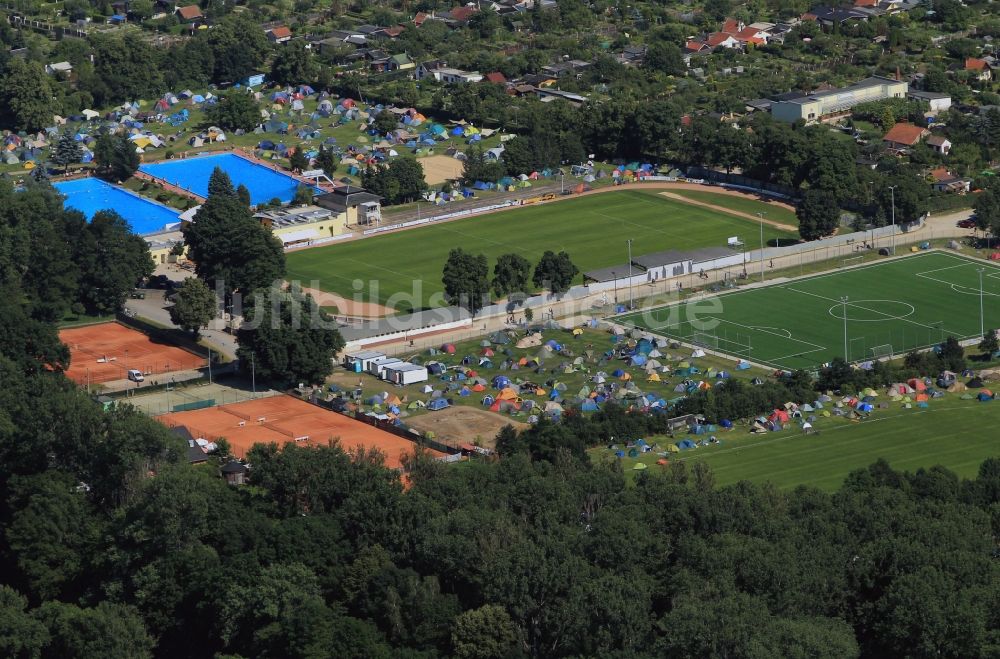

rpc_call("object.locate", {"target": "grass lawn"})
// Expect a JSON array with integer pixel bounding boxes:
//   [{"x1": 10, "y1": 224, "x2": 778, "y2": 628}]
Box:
[
  {"x1": 58, "y1": 311, "x2": 113, "y2": 328},
  {"x1": 287, "y1": 190, "x2": 796, "y2": 311},
  {"x1": 591, "y1": 397, "x2": 1000, "y2": 491},
  {"x1": 667, "y1": 189, "x2": 800, "y2": 227},
  {"x1": 617, "y1": 251, "x2": 1000, "y2": 371}
]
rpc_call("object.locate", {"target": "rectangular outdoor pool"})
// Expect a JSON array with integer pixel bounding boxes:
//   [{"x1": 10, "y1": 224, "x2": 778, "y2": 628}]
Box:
[
  {"x1": 54, "y1": 178, "x2": 182, "y2": 236},
  {"x1": 139, "y1": 153, "x2": 315, "y2": 205}
]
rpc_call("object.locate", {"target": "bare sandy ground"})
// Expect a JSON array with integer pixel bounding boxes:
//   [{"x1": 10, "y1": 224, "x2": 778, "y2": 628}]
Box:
[
  {"x1": 405, "y1": 405, "x2": 527, "y2": 448},
  {"x1": 420, "y1": 155, "x2": 464, "y2": 185},
  {"x1": 301, "y1": 286, "x2": 395, "y2": 318}
]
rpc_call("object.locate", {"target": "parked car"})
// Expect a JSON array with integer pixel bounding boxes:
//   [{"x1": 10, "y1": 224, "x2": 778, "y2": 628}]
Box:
[{"x1": 957, "y1": 219, "x2": 977, "y2": 229}]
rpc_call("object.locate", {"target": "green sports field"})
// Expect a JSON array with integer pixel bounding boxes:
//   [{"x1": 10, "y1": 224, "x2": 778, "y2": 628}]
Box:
[
  {"x1": 593, "y1": 399, "x2": 1000, "y2": 491},
  {"x1": 617, "y1": 251, "x2": 1000, "y2": 371},
  {"x1": 285, "y1": 190, "x2": 795, "y2": 311}
]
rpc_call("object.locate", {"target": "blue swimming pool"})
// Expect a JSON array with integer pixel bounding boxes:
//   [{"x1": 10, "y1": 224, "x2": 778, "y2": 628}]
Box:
[
  {"x1": 54, "y1": 178, "x2": 182, "y2": 236},
  {"x1": 139, "y1": 153, "x2": 315, "y2": 205}
]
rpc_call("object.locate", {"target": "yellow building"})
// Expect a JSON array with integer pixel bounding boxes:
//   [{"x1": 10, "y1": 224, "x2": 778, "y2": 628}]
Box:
[
  {"x1": 255, "y1": 205, "x2": 350, "y2": 247},
  {"x1": 315, "y1": 187, "x2": 383, "y2": 227}
]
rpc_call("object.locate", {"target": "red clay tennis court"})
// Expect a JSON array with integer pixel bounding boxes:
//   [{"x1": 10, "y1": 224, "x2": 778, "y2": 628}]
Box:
[
  {"x1": 60, "y1": 322, "x2": 207, "y2": 385},
  {"x1": 156, "y1": 394, "x2": 443, "y2": 468}
]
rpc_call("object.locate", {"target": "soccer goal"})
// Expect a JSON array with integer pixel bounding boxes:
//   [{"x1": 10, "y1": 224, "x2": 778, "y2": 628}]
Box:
[
  {"x1": 869, "y1": 344, "x2": 894, "y2": 361},
  {"x1": 840, "y1": 255, "x2": 865, "y2": 269},
  {"x1": 692, "y1": 331, "x2": 752, "y2": 358}
]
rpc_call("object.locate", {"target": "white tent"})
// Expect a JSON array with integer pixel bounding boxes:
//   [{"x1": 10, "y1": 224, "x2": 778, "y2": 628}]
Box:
[
  {"x1": 691, "y1": 348, "x2": 706, "y2": 358},
  {"x1": 82, "y1": 109, "x2": 100, "y2": 120}
]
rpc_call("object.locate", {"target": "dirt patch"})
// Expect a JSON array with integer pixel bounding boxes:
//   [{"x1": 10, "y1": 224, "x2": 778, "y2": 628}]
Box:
[
  {"x1": 406, "y1": 406, "x2": 527, "y2": 448},
  {"x1": 420, "y1": 155, "x2": 464, "y2": 185},
  {"x1": 300, "y1": 286, "x2": 395, "y2": 319},
  {"x1": 658, "y1": 191, "x2": 798, "y2": 232}
]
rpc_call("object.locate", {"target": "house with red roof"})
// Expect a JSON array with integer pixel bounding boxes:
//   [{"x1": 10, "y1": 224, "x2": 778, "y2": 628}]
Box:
[
  {"x1": 882, "y1": 122, "x2": 929, "y2": 150},
  {"x1": 929, "y1": 167, "x2": 970, "y2": 193},
  {"x1": 706, "y1": 32, "x2": 740, "y2": 49},
  {"x1": 965, "y1": 58, "x2": 992, "y2": 82},
  {"x1": 267, "y1": 26, "x2": 293, "y2": 43},
  {"x1": 175, "y1": 4, "x2": 202, "y2": 22},
  {"x1": 484, "y1": 72, "x2": 507, "y2": 84}
]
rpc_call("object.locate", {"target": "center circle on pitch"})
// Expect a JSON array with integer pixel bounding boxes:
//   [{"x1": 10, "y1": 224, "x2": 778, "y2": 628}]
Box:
[{"x1": 827, "y1": 300, "x2": 915, "y2": 322}]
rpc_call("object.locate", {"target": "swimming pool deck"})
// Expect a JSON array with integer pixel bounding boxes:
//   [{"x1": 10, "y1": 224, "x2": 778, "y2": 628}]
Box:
[{"x1": 138, "y1": 148, "x2": 331, "y2": 206}]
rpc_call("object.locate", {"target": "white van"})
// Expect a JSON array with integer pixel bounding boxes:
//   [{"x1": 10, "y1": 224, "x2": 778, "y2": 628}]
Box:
[{"x1": 127, "y1": 369, "x2": 144, "y2": 383}]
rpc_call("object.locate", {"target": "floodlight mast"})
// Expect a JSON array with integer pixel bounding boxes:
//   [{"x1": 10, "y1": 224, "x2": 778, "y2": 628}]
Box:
[
  {"x1": 841, "y1": 296, "x2": 849, "y2": 362},
  {"x1": 757, "y1": 212, "x2": 767, "y2": 282}
]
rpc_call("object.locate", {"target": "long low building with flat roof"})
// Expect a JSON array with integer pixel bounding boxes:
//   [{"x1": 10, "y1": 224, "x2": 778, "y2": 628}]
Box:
[{"x1": 770, "y1": 76, "x2": 908, "y2": 124}]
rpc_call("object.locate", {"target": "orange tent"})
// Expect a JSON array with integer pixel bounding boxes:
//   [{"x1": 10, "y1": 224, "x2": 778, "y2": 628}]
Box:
[
  {"x1": 497, "y1": 387, "x2": 518, "y2": 401},
  {"x1": 915, "y1": 393, "x2": 929, "y2": 402},
  {"x1": 472, "y1": 383, "x2": 485, "y2": 392},
  {"x1": 907, "y1": 378, "x2": 927, "y2": 392}
]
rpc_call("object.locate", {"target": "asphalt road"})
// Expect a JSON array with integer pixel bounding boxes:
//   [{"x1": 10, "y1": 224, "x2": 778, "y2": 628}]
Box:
[{"x1": 124, "y1": 287, "x2": 239, "y2": 360}]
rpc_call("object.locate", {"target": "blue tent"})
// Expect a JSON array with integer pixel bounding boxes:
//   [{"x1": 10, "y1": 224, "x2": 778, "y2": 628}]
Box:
[
  {"x1": 978, "y1": 392, "x2": 993, "y2": 401},
  {"x1": 856, "y1": 402, "x2": 873, "y2": 412},
  {"x1": 258, "y1": 140, "x2": 276, "y2": 150},
  {"x1": 612, "y1": 369, "x2": 625, "y2": 377},
  {"x1": 678, "y1": 439, "x2": 697, "y2": 450},
  {"x1": 545, "y1": 340, "x2": 560, "y2": 349},
  {"x1": 459, "y1": 387, "x2": 471, "y2": 397},
  {"x1": 482, "y1": 395, "x2": 495, "y2": 406},
  {"x1": 492, "y1": 375, "x2": 510, "y2": 389},
  {"x1": 450, "y1": 126, "x2": 464, "y2": 136},
  {"x1": 427, "y1": 399, "x2": 450, "y2": 411},
  {"x1": 629, "y1": 355, "x2": 647, "y2": 366},
  {"x1": 720, "y1": 419, "x2": 733, "y2": 428},
  {"x1": 427, "y1": 363, "x2": 444, "y2": 375},
  {"x1": 192, "y1": 95, "x2": 205, "y2": 103},
  {"x1": 581, "y1": 400, "x2": 598, "y2": 411}
]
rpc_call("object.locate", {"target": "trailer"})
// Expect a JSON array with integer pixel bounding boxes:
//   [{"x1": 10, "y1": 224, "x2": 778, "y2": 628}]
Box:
[
  {"x1": 342, "y1": 350, "x2": 385, "y2": 373},
  {"x1": 367, "y1": 356, "x2": 403, "y2": 378},
  {"x1": 383, "y1": 362, "x2": 429, "y2": 385}
]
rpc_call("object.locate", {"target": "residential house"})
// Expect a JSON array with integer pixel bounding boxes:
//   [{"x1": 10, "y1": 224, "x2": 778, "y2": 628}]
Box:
[
  {"x1": 267, "y1": 26, "x2": 293, "y2": 43},
  {"x1": 618, "y1": 45, "x2": 648, "y2": 65},
  {"x1": 414, "y1": 11, "x2": 429, "y2": 26},
  {"x1": 965, "y1": 58, "x2": 992, "y2": 82},
  {"x1": 926, "y1": 134, "x2": 951, "y2": 155},
  {"x1": 415, "y1": 60, "x2": 483, "y2": 83},
  {"x1": 907, "y1": 90, "x2": 952, "y2": 114},
  {"x1": 484, "y1": 72, "x2": 507, "y2": 84},
  {"x1": 175, "y1": 4, "x2": 202, "y2": 22},
  {"x1": 684, "y1": 40, "x2": 711, "y2": 55},
  {"x1": 45, "y1": 61, "x2": 72, "y2": 76},
  {"x1": 929, "y1": 167, "x2": 970, "y2": 193},
  {"x1": 535, "y1": 88, "x2": 587, "y2": 105},
  {"x1": 414, "y1": 59, "x2": 448, "y2": 80},
  {"x1": 882, "y1": 122, "x2": 929, "y2": 150},
  {"x1": 801, "y1": 6, "x2": 869, "y2": 28},
  {"x1": 388, "y1": 53, "x2": 414, "y2": 71},
  {"x1": 706, "y1": 32, "x2": 740, "y2": 49}
]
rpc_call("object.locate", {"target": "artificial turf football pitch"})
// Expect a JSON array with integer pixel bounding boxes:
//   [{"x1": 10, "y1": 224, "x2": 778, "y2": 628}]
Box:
[
  {"x1": 285, "y1": 190, "x2": 795, "y2": 311},
  {"x1": 617, "y1": 251, "x2": 1000, "y2": 371}
]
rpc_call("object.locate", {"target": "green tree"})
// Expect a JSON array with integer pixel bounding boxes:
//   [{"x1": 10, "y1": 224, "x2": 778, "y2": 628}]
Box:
[
  {"x1": 93, "y1": 133, "x2": 115, "y2": 176},
  {"x1": 532, "y1": 250, "x2": 579, "y2": 294},
  {"x1": 704, "y1": 0, "x2": 731, "y2": 21},
  {"x1": 269, "y1": 40, "x2": 317, "y2": 87},
  {"x1": 111, "y1": 133, "x2": 141, "y2": 181},
  {"x1": 34, "y1": 601, "x2": 154, "y2": 659},
  {"x1": 974, "y1": 187, "x2": 1000, "y2": 240},
  {"x1": 0, "y1": 586, "x2": 49, "y2": 658},
  {"x1": 501, "y1": 136, "x2": 533, "y2": 176},
  {"x1": 644, "y1": 42, "x2": 684, "y2": 76},
  {"x1": 979, "y1": 329, "x2": 998, "y2": 356},
  {"x1": 492, "y1": 253, "x2": 532, "y2": 299},
  {"x1": 207, "y1": 92, "x2": 260, "y2": 132},
  {"x1": 362, "y1": 158, "x2": 426, "y2": 205},
  {"x1": 168, "y1": 277, "x2": 217, "y2": 336},
  {"x1": 75, "y1": 211, "x2": 154, "y2": 314},
  {"x1": 442, "y1": 248, "x2": 490, "y2": 316},
  {"x1": 208, "y1": 13, "x2": 269, "y2": 83},
  {"x1": 236, "y1": 287, "x2": 344, "y2": 386},
  {"x1": 797, "y1": 188, "x2": 841, "y2": 240},
  {"x1": 372, "y1": 110, "x2": 398, "y2": 135},
  {"x1": 51, "y1": 131, "x2": 83, "y2": 175},
  {"x1": 288, "y1": 147, "x2": 308, "y2": 173},
  {"x1": 0, "y1": 59, "x2": 55, "y2": 132},
  {"x1": 90, "y1": 32, "x2": 163, "y2": 105},
  {"x1": 183, "y1": 170, "x2": 285, "y2": 303},
  {"x1": 292, "y1": 185, "x2": 313, "y2": 206},
  {"x1": 236, "y1": 183, "x2": 251, "y2": 207},
  {"x1": 451, "y1": 605, "x2": 520, "y2": 659}
]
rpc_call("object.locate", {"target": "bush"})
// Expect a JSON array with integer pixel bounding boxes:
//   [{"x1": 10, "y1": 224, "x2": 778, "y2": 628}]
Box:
[{"x1": 165, "y1": 150, "x2": 175, "y2": 160}]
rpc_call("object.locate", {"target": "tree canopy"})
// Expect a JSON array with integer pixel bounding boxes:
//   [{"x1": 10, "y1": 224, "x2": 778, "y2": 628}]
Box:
[{"x1": 442, "y1": 248, "x2": 490, "y2": 315}]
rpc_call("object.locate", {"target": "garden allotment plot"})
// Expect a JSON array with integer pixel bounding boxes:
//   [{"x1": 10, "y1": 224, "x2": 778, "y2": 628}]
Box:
[{"x1": 618, "y1": 252, "x2": 1000, "y2": 371}]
